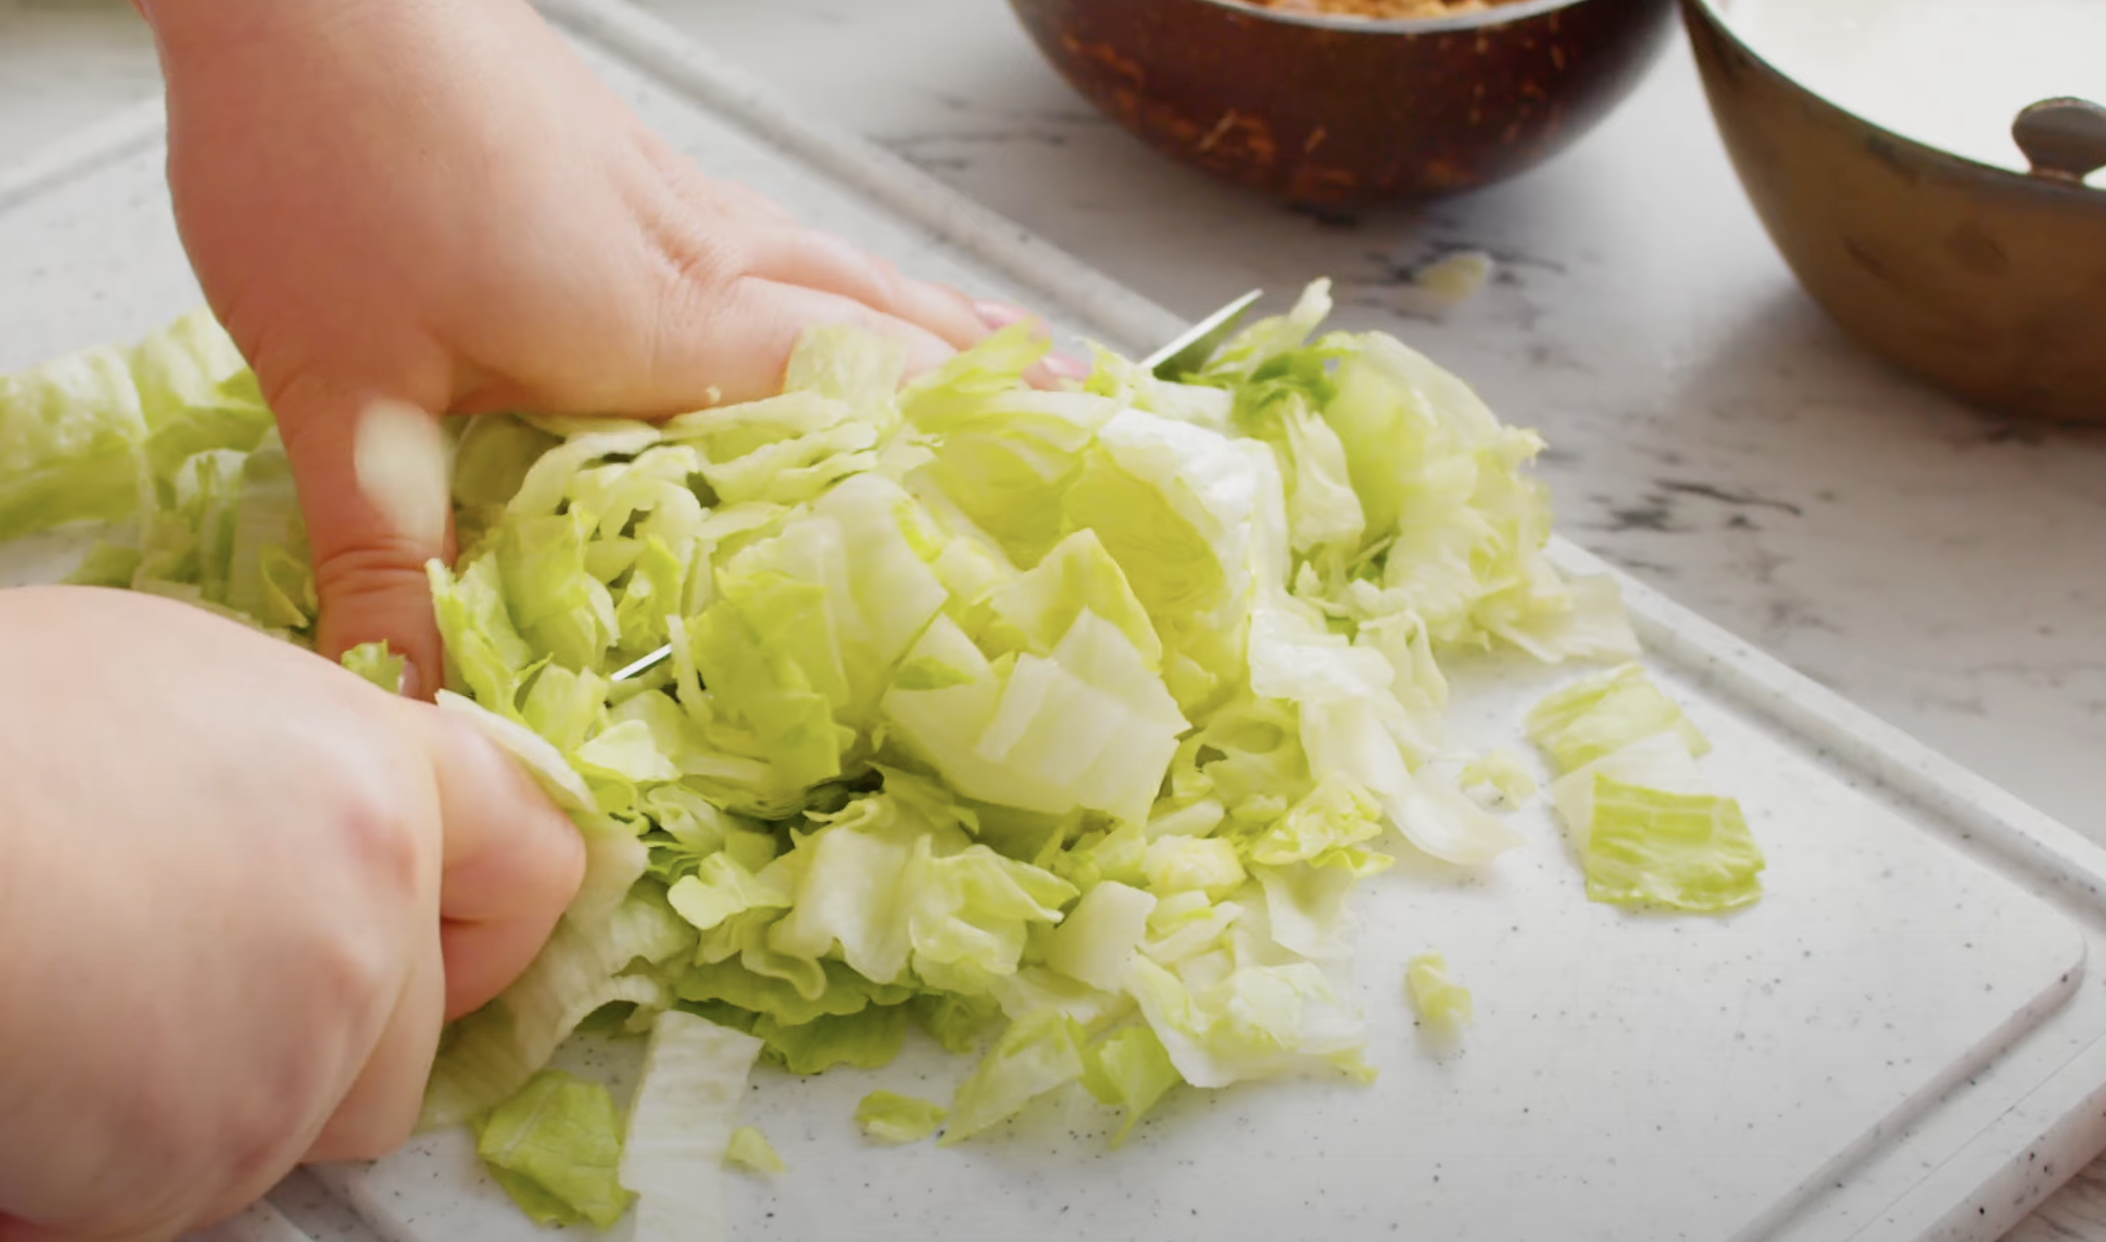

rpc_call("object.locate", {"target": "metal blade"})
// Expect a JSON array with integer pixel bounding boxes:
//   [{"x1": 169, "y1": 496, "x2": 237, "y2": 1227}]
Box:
[{"x1": 1143, "y1": 288, "x2": 1263, "y2": 379}]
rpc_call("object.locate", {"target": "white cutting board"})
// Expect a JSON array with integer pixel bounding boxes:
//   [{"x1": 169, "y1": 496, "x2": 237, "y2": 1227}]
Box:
[{"x1": 7, "y1": 4, "x2": 2106, "y2": 1241}]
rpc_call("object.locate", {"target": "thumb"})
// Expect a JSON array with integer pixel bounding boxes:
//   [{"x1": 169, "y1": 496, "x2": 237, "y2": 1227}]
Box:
[
  {"x1": 423, "y1": 705, "x2": 587, "y2": 1019},
  {"x1": 302, "y1": 705, "x2": 583, "y2": 1166},
  {"x1": 275, "y1": 381, "x2": 454, "y2": 698}
]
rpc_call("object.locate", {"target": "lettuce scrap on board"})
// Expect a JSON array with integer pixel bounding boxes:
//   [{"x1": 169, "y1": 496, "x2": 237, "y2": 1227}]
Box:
[
  {"x1": 1530, "y1": 664, "x2": 1765, "y2": 912},
  {"x1": 0, "y1": 282, "x2": 1719, "y2": 1239}
]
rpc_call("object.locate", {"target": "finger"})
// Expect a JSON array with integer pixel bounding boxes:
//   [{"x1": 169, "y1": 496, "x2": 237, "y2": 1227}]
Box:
[
  {"x1": 302, "y1": 933, "x2": 445, "y2": 1163},
  {"x1": 274, "y1": 379, "x2": 454, "y2": 700},
  {"x1": 741, "y1": 228, "x2": 990, "y2": 352},
  {"x1": 967, "y1": 299, "x2": 1095, "y2": 388},
  {"x1": 422, "y1": 709, "x2": 585, "y2": 1018},
  {"x1": 654, "y1": 276, "x2": 961, "y2": 406}
]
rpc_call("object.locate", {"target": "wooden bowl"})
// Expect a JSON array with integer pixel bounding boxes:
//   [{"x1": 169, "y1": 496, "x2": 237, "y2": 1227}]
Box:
[
  {"x1": 1683, "y1": 0, "x2": 2106, "y2": 424},
  {"x1": 1007, "y1": 0, "x2": 1677, "y2": 207}
]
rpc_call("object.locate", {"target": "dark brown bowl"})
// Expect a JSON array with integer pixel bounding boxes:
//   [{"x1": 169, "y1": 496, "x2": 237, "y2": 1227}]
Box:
[
  {"x1": 1683, "y1": 0, "x2": 2106, "y2": 424},
  {"x1": 1007, "y1": 0, "x2": 1677, "y2": 207}
]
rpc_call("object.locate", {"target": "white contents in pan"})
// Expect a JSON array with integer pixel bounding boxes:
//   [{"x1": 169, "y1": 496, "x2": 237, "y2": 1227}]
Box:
[{"x1": 1723, "y1": 0, "x2": 2106, "y2": 177}]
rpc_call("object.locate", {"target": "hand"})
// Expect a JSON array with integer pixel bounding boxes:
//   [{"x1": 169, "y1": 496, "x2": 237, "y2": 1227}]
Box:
[
  {"x1": 0, "y1": 586, "x2": 585, "y2": 1242},
  {"x1": 142, "y1": 0, "x2": 1069, "y2": 694}
]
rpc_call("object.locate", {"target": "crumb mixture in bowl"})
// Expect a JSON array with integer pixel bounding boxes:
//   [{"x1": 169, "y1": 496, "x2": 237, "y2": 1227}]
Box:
[{"x1": 1237, "y1": 0, "x2": 1530, "y2": 19}]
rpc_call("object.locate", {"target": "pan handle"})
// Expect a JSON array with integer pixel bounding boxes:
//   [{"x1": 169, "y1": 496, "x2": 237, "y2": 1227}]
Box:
[{"x1": 2013, "y1": 97, "x2": 2106, "y2": 186}]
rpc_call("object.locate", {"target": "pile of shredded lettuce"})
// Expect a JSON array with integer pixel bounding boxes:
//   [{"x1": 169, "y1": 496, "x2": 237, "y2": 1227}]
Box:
[
  {"x1": 0, "y1": 308, "x2": 313, "y2": 628},
  {"x1": 0, "y1": 281, "x2": 1768, "y2": 1237}
]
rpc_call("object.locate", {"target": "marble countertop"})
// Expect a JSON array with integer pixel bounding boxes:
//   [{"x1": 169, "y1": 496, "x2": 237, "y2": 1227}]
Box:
[{"x1": 3, "y1": 0, "x2": 2103, "y2": 1237}]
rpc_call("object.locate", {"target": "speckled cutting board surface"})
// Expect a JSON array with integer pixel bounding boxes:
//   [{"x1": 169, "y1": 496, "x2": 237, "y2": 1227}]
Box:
[{"x1": 7, "y1": 3, "x2": 2106, "y2": 1241}]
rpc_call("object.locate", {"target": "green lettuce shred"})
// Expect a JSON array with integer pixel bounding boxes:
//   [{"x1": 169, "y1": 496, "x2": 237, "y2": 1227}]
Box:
[
  {"x1": 1531, "y1": 668, "x2": 1762, "y2": 913},
  {"x1": 1526, "y1": 661, "x2": 1709, "y2": 775},
  {"x1": 854, "y1": 1090, "x2": 950, "y2": 1145},
  {"x1": 724, "y1": 1125, "x2": 784, "y2": 1175},
  {"x1": 472, "y1": 1069, "x2": 633, "y2": 1228},
  {"x1": 1582, "y1": 779, "x2": 1764, "y2": 912},
  {"x1": 341, "y1": 641, "x2": 406, "y2": 694},
  {"x1": 1404, "y1": 952, "x2": 1473, "y2": 1034}
]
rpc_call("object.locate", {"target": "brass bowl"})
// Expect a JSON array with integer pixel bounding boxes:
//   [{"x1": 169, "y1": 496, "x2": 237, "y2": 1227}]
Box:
[
  {"x1": 1683, "y1": 0, "x2": 2106, "y2": 424},
  {"x1": 1007, "y1": 0, "x2": 1677, "y2": 207}
]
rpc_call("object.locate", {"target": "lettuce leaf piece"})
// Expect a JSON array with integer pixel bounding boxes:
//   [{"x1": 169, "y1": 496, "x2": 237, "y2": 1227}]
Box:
[
  {"x1": 765, "y1": 791, "x2": 928, "y2": 985},
  {"x1": 668, "y1": 851, "x2": 794, "y2": 934},
  {"x1": 0, "y1": 339, "x2": 145, "y2": 539},
  {"x1": 1494, "y1": 571, "x2": 1642, "y2": 664},
  {"x1": 855, "y1": 1091, "x2": 949, "y2": 1145},
  {"x1": 421, "y1": 883, "x2": 687, "y2": 1130},
  {"x1": 754, "y1": 1005, "x2": 909, "y2": 1074},
  {"x1": 941, "y1": 1009, "x2": 1086, "y2": 1146},
  {"x1": 498, "y1": 509, "x2": 617, "y2": 672},
  {"x1": 1079, "y1": 1025, "x2": 1182, "y2": 1147},
  {"x1": 128, "y1": 309, "x2": 251, "y2": 427},
  {"x1": 452, "y1": 414, "x2": 563, "y2": 512},
  {"x1": 673, "y1": 957, "x2": 912, "y2": 1028},
  {"x1": 910, "y1": 992, "x2": 1003, "y2": 1055},
  {"x1": 724, "y1": 1125, "x2": 784, "y2": 1175},
  {"x1": 1578, "y1": 778, "x2": 1764, "y2": 912},
  {"x1": 900, "y1": 322, "x2": 1051, "y2": 432},
  {"x1": 883, "y1": 607, "x2": 1187, "y2": 828},
  {"x1": 982, "y1": 528, "x2": 1159, "y2": 669},
  {"x1": 1047, "y1": 880, "x2": 1157, "y2": 993},
  {"x1": 430, "y1": 559, "x2": 538, "y2": 714},
  {"x1": 1527, "y1": 662, "x2": 1711, "y2": 775},
  {"x1": 913, "y1": 386, "x2": 1114, "y2": 568},
  {"x1": 621, "y1": 1011, "x2": 764, "y2": 1242},
  {"x1": 1461, "y1": 749, "x2": 1539, "y2": 808},
  {"x1": 422, "y1": 917, "x2": 666, "y2": 1131},
  {"x1": 1404, "y1": 952, "x2": 1473, "y2": 1034},
  {"x1": 222, "y1": 434, "x2": 312, "y2": 635},
  {"x1": 1546, "y1": 731, "x2": 1708, "y2": 835},
  {"x1": 1242, "y1": 775, "x2": 1391, "y2": 873},
  {"x1": 1256, "y1": 599, "x2": 1518, "y2": 865},
  {"x1": 901, "y1": 835, "x2": 1078, "y2": 995},
  {"x1": 1126, "y1": 954, "x2": 1369, "y2": 1091},
  {"x1": 1191, "y1": 280, "x2": 1333, "y2": 386},
  {"x1": 473, "y1": 1069, "x2": 632, "y2": 1229},
  {"x1": 1251, "y1": 862, "x2": 1361, "y2": 960},
  {"x1": 341, "y1": 641, "x2": 405, "y2": 695},
  {"x1": 1142, "y1": 836, "x2": 1246, "y2": 901},
  {"x1": 1063, "y1": 409, "x2": 1260, "y2": 636},
  {"x1": 700, "y1": 473, "x2": 948, "y2": 739},
  {"x1": 988, "y1": 964, "x2": 1127, "y2": 1029}
]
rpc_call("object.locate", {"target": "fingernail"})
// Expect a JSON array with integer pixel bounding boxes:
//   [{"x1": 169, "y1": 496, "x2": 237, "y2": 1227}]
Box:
[
  {"x1": 974, "y1": 299, "x2": 1034, "y2": 331},
  {"x1": 1043, "y1": 352, "x2": 1093, "y2": 380},
  {"x1": 397, "y1": 660, "x2": 422, "y2": 700}
]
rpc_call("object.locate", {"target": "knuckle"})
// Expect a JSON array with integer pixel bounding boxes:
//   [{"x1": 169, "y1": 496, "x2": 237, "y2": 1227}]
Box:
[
  {"x1": 312, "y1": 540, "x2": 439, "y2": 610},
  {"x1": 336, "y1": 788, "x2": 427, "y2": 912},
  {"x1": 654, "y1": 208, "x2": 748, "y2": 292}
]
